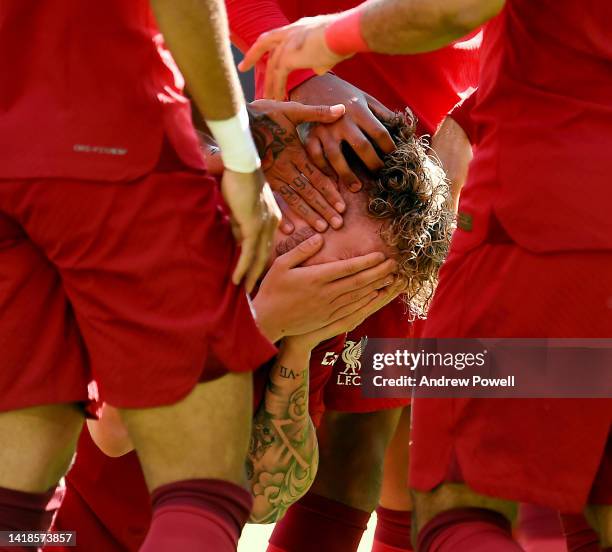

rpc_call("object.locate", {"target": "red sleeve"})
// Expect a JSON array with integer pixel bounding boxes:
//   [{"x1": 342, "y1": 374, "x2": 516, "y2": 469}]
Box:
[
  {"x1": 447, "y1": 90, "x2": 478, "y2": 145},
  {"x1": 225, "y1": 0, "x2": 316, "y2": 97}
]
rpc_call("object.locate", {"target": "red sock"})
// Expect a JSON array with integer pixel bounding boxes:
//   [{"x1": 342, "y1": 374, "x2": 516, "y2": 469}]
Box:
[
  {"x1": 372, "y1": 507, "x2": 413, "y2": 552},
  {"x1": 560, "y1": 513, "x2": 602, "y2": 552},
  {"x1": 0, "y1": 486, "x2": 57, "y2": 551},
  {"x1": 140, "y1": 479, "x2": 252, "y2": 552},
  {"x1": 417, "y1": 508, "x2": 525, "y2": 552},
  {"x1": 268, "y1": 492, "x2": 370, "y2": 552}
]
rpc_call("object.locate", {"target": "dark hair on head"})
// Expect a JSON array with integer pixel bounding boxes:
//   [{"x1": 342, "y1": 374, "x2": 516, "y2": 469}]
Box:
[{"x1": 349, "y1": 109, "x2": 454, "y2": 318}]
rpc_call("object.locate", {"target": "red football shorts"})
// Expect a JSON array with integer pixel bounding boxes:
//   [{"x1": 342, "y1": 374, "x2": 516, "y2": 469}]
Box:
[
  {"x1": 410, "y1": 226, "x2": 612, "y2": 512},
  {"x1": 0, "y1": 155, "x2": 276, "y2": 411},
  {"x1": 51, "y1": 336, "x2": 346, "y2": 552}
]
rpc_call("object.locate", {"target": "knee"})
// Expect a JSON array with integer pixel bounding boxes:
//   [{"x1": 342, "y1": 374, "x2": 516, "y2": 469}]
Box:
[
  {"x1": 120, "y1": 374, "x2": 253, "y2": 490},
  {"x1": 412, "y1": 484, "x2": 517, "y2": 536},
  {"x1": 313, "y1": 409, "x2": 401, "y2": 511}
]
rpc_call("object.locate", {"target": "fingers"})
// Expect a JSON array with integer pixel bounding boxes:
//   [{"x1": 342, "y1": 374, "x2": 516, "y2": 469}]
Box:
[
  {"x1": 232, "y1": 232, "x2": 258, "y2": 288},
  {"x1": 264, "y1": 40, "x2": 290, "y2": 100},
  {"x1": 305, "y1": 135, "x2": 336, "y2": 178},
  {"x1": 317, "y1": 291, "x2": 382, "y2": 339},
  {"x1": 239, "y1": 30, "x2": 284, "y2": 72},
  {"x1": 344, "y1": 120, "x2": 386, "y2": 172},
  {"x1": 290, "y1": 165, "x2": 343, "y2": 228},
  {"x1": 244, "y1": 219, "x2": 273, "y2": 294},
  {"x1": 274, "y1": 194, "x2": 297, "y2": 234},
  {"x1": 359, "y1": 279, "x2": 405, "y2": 316},
  {"x1": 315, "y1": 251, "x2": 387, "y2": 282},
  {"x1": 357, "y1": 107, "x2": 396, "y2": 157},
  {"x1": 329, "y1": 274, "x2": 396, "y2": 311},
  {"x1": 275, "y1": 233, "x2": 325, "y2": 269},
  {"x1": 365, "y1": 93, "x2": 395, "y2": 123},
  {"x1": 327, "y1": 290, "x2": 381, "y2": 327},
  {"x1": 328, "y1": 258, "x2": 397, "y2": 295},
  {"x1": 276, "y1": 181, "x2": 328, "y2": 232},
  {"x1": 243, "y1": 187, "x2": 281, "y2": 292},
  {"x1": 322, "y1": 137, "x2": 362, "y2": 192},
  {"x1": 328, "y1": 281, "x2": 403, "y2": 337},
  {"x1": 302, "y1": 159, "x2": 345, "y2": 214},
  {"x1": 282, "y1": 102, "x2": 346, "y2": 125}
]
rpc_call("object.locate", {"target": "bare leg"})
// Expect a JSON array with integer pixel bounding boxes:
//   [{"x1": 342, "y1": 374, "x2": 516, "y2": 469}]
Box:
[
  {"x1": 0, "y1": 404, "x2": 83, "y2": 493},
  {"x1": 118, "y1": 372, "x2": 253, "y2": 491},
  {"x1": 379, "y1": 407, "x2": 412, "y2": 511},
  {"x1": 312, "y1": 408, "x2": 402, "y2": 511}
]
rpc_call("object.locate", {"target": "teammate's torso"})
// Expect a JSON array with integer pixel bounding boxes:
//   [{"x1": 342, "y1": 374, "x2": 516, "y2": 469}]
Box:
[
  {"x1": 460, "y1": 0, "x2": 612, "y2": 252},
  {"x1": 0, "y1": 0, "x2": 204, "y2": 181}
]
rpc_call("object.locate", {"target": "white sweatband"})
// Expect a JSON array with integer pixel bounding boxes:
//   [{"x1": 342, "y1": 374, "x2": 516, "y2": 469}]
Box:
[{"x1": 205, "y1": 104, "x2": 261, "y2": 173}]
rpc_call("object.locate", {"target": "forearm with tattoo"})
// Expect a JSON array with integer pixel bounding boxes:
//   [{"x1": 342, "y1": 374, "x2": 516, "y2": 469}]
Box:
[{"x1": 247, "y1": 341, "x2": 318, "y2": 523}]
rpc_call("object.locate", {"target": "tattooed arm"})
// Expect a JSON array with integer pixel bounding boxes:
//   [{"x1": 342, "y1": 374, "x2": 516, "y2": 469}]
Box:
[
  {"x1": 248, "y1": 337, "x2": 318, "y2": 523},
  {"x1": 246, "y1": 100, "x2": 347, "y2": 233},
  {"x1": 192, "y1": 98, "x2": 345, "y2": 232}
]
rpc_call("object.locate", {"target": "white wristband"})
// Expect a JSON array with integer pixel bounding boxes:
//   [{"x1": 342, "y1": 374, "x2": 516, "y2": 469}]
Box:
[{"x1": 205, "y1": 104, "x2": 261, "y2": 173}]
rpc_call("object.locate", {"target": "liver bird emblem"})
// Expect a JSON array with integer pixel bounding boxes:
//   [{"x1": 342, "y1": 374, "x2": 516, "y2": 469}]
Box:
[{"x1": 341, "y1": 337, "x2": 368, "y2": 374}]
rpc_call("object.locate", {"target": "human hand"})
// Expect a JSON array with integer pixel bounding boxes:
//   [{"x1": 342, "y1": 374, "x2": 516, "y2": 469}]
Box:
[
  {"x1": 248, "y1": 99, "x2": 346, "y2": 233},
  {"x1": 288, "y1": 277, "x2": 406, "y2": 350},
  {"x1": 221, "y1": 168, "x2": 281, "y2": 293},
  {"x1": 253, "y1": 233, "x2": 397, "y2": 342},
  {"x1": 239, "y1": 15, "x2": 347, "y2": 100},
  {"x1": 290, "y1": 74, "x2": 396, "y2": 192}
]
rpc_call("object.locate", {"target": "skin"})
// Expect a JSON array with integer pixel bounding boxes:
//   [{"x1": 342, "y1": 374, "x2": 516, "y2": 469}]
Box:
[
  {"x1": 249, "y1": 340, "x2": 319, "y2": 523},
  {"x1": 113, "y1": 0, "x2": 278, "y2": 495},
  {"x1": 297, "y1": 108, "x2": 469, "y2": 526},
  {"x1": 247, "y1": 100, "x2": 347, "y2": 233},
  {"x1": 89, "y1": 185, "x2": 404, "y2": 523},
  {"x1": 0, "y1": 0, "x2": 282, "y2": 499},
  {"x1": 119, "y1": 373, "x2": 253, "y2": 490},
  {"x1": 238, "y1": 4, "x2": 612, "y2": 545},
  {"x1": 197, "y1": 98, "x2": 349, "y2": 233},
  {"x1": 271, "y1": 186, "x2": 396, "y2": 269},
  {"x1": 0, "y1": 404, "x2": 83, "y2": 493},
  {"x1": 431, "y1": 115, "x2": 473, "y2": 212},
  {"x1": 379, "y1": 406, "x2": 413, "y2": 511},
  {"x1": 258, "y1": 185, "x2": 409, "y2": 514},
  {"x1": 239, "y1": 0, "x2": 504, "y2": 100},
  {"x1": 289, "y1": 75, "x2": 396, "y2": 192},
  {"x1": 152, "y1": 0, "x2": 281, "y2": 290},
  {"x1": 201, "y1": 113, "x2": 402, "y2": 344},
  {"x1": 312, "y1": 408, "x2": 403, "y2": 512}
]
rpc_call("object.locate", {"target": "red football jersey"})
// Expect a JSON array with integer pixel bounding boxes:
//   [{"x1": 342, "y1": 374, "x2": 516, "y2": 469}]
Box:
[
  {"x1": 226, "y1": 0, "x2": 480, "y2": 134},
  {"x1": 0, "y1": 0, "x2": 204, "y2": 181},
  {"x1": 456, "y1": 0, "x2": 612, "y2": 252}
]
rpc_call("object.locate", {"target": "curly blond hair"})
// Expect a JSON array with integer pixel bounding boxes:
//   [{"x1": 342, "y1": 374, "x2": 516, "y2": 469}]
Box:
[{"x1": 358, "y1": 110, "x2": 454, "y2": 318}]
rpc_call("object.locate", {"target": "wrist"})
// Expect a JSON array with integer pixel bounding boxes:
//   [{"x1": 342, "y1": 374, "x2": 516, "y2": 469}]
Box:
[
  {"x1": 205, "y1": 104, "x2": 261, "y2": 173},
  {"x1": 283, "y1": 334, "x2": 318, "y2": 354},
  {"x1": 324, "y1": 8, "x2": 369, "y2": 56},
  {"x1": 252, "y1": 295, "x2": 284, "y2": 343}
]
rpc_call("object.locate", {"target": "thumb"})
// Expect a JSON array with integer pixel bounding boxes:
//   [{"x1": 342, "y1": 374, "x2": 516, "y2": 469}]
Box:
[
  {"x1": 284, "y1": 102, "x2": 345, "y2": 125},
  {"x1": 278, "y1": 233, "x2": 324, "y2": 268}
]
